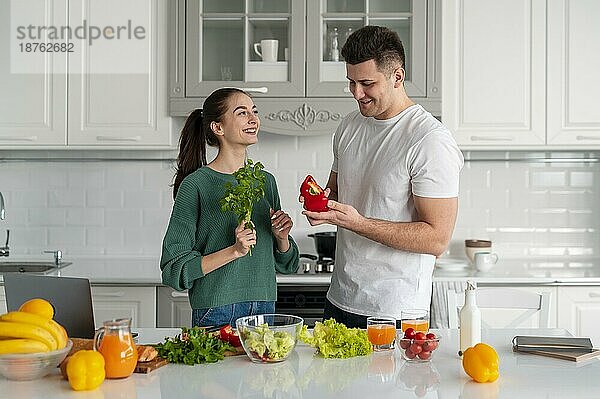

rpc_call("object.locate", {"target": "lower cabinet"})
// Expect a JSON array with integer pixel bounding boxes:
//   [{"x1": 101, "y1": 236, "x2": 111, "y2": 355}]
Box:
[
  {"x1": 557, "y1": 286, "x2": 600, "y2": 346},
  {"x1": 91, "y1": 286, "x2": 156, "y2": 328},
  {"x1": 157, "y1": 286, "x2": 192, "y2": 328}
]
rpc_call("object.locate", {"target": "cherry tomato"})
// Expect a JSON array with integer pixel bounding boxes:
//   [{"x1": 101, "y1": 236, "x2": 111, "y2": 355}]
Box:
[
  {"x1": 405, "y1": 348, "x2": 417, "y2": 359},
  {"x1": 414, "y1": 331, "x2": 426, "y2": 344},
  {"x1": 410, "y1": 343, "x2": 423, "y2": 354},
  {"x1": 417, "y1": 350, "x2": 432, "y2": 360},
  {"x1": 399, "y1": 339, "x2": 411, "y2": 349},
  {"x1": 426, "y1": 332, "x2": 436, "y2": 340},
  {"x1": 422, "y1": 340, "x2": 432, "y2": 351},
  {"x1": 404, "y1": 328, "x2": 416, "y2": 339}
]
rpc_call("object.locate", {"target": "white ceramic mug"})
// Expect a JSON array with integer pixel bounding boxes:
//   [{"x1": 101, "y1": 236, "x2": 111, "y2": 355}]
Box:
[
  {"x1": 254, "y1": 39, "x2": 278, "y2": 62},
  {"x1": 474, "y1": 252, "x2": 498, "y2": 272}
]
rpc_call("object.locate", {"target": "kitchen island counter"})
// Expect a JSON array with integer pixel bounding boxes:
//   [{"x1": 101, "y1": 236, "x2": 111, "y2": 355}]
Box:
[{"x1": 1, "y1": 328, "x2": 598, "y2": 399}]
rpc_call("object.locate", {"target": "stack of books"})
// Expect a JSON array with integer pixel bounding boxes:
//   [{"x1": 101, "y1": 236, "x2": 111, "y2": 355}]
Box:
[{"x1": 512, "y1": 336, "x2": 600, "y2": 362}]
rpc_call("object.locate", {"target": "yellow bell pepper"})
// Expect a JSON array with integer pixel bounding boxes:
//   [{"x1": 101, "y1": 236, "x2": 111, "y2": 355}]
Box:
[
  {"x1": 462, "y1": 343, "x2": 499, "y2": 383},
  {"x1": 66, "y1": 350, "x2": 106, "y2": 391}
]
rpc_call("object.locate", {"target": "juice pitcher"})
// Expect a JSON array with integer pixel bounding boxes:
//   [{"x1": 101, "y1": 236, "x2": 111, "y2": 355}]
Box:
[{"x1": 94, "y1": 318, "x2": 138, "y2": 379}]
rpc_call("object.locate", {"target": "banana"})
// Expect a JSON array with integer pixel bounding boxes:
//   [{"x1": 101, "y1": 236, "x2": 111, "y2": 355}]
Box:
[
  {"x1": 0, "y1": 311, "x2": 65, "y2": 349},
  {"x1": 53, "y1": 320, "x2": 69, "y2": 348},
  {"x1": 0, "y1": 321, "x2": 58, "y2": 350},
  {"x1": 0, "y1": 338, "x2": 50, "y2": 354}
]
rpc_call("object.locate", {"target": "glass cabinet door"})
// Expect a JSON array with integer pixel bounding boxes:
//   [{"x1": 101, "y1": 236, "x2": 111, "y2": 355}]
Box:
[
  {"x1": 307, "y1": 0, "x2": 427, "y2": 97},
  {"x1": 186, "y1": 0, "x2": 305, "y2": 97}
]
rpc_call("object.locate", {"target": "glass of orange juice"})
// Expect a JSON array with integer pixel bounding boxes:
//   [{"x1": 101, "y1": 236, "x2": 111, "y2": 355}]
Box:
[
  {"x1": 401, "y1": 309, "x2": 429, "y2": 332},
  {"x1": 367, "y1": 316, "x2": 396, "y2": 351}
]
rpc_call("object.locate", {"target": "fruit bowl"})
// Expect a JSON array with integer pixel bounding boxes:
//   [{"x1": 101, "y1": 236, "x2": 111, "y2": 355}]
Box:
[
  {"x1": 0, "y1": 339, "x2": 73, "y2": 381},
  {"x1": 236, "y1": 314, "x2": 303, "y2": 363},
  {"x1": 398, "y1": 333, "x2": 440, "y2": 362}
]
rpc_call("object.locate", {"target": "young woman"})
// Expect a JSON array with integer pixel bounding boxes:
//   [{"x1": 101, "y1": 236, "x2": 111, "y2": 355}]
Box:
[{"x1": 160, "y1": 88, "x2": 299, "y2": 327}]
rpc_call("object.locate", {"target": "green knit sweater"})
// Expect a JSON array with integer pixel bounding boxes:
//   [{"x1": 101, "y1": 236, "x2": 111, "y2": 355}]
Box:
[{"x1": 160, "y1": 166, "x2": 299, "y2": 309}]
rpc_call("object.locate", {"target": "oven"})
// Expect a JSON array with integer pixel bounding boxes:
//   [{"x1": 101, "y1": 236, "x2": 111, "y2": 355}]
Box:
[{"x1": 275, "y1": 284, "x2": 329, "y2": 328}]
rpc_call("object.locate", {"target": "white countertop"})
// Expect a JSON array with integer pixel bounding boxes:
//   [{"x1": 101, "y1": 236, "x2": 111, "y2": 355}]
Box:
[
  {"x1": 1, "y1": 328, "x2": 598, "y2": 398},
  {"x1": 3, "y1": 256, "x2": 600, "y2": 285}
]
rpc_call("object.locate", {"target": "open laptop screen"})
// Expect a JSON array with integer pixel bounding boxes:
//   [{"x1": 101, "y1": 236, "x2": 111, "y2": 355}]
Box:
[{"x1": 4, "y1": 274, "x2": 96, "y2": 339}]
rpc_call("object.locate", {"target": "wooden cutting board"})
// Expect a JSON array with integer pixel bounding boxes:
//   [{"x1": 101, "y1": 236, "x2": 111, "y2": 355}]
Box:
[
  {"x1": 134, "y1": 357, "x2": 169, "y2": 373},
  {"x1": 134, "y1": 345, "x2": 244, "y2": 374}
]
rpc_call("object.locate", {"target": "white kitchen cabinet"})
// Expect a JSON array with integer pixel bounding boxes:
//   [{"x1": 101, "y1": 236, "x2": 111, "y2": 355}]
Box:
[
  {"x1": 557, "y1": 286, "x2": 600, "y2": 346},
  {"x1": 443, "y1": 0, "x2": 600, "y2": 148},
  {"x1": 0, "y1": 0, "x2": 67, "y2": 146},
  {"x1": 547, "y1": 0, "x2": 600, "y2": 144},
  {"x1": 67, "y1": 0, "x2": 171, "y2": 147},
  {"x1": 0, "y1": 0, "x2": 171, "y2": 149},
  {"x1": 442, "y1": 0, "x2": 546, "y2": 147},
  {"x1": 91, "y1": 286, "x2": 156, "y2": 328},
  {"x1": 157, "y1": 286, "x2": 192, "y2": 328}
]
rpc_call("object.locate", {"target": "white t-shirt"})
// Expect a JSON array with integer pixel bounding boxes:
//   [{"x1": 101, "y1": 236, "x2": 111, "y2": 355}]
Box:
[{"x1": 327, "y1": 104, "x2": 464, "y2": 319}]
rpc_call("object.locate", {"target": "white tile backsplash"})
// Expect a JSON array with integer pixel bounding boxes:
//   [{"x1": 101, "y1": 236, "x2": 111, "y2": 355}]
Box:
[{"x1": 1, "y1": 144, "x2": 599, "y2": 259}]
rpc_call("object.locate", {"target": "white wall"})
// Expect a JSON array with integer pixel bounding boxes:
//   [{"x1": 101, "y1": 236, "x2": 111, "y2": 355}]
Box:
[{"x1": 1, "y1": 133, "x2": 599, "y2": 261}]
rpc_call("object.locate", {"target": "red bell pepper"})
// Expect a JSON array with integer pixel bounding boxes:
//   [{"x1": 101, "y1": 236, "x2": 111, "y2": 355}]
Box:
[
  {"x1": 300, "y1": 175, "x2": 329, "y2": 212},
  {"x1": 219, "y1": 325, "x2": 242, "y2": 347}
]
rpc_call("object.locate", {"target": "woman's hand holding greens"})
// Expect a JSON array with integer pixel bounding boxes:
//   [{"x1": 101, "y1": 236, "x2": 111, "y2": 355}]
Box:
[{"x1": 232, "y1": 221, "x2": 257, "y2": 258}]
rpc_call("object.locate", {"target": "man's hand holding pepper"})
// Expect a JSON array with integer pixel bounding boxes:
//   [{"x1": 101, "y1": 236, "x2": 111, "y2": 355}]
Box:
[{"x1": 302, "y1": 199, "x2": 365, "y2": 231}]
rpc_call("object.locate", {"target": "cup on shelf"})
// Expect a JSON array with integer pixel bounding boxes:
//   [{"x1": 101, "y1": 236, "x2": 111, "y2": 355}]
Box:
[
  {"x1": 253, "y1": 39, "x2": 278, "y2": 62},
  {"x1": 367, "y1": 316, "x2": 396, "y2": 351},
  {"x1": 474, "y1": 252, "x2": 498, "y2": 272},
  {"x1": 220, "y1": 66, "x2": 232, "y2": 81},
  {"x1": 465, "y1": 239, "x2": 492, "y2": 265}
]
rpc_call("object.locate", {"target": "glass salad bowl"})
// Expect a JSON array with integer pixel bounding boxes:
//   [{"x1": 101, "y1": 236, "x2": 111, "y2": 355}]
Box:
[{"x1": 235, "y1": 314, "x2": 303, "y2": 363}]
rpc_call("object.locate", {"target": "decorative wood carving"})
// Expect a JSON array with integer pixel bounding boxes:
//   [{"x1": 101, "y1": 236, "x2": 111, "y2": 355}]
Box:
[{"x1": 267, "y1": 103, "x2": 341, "y2": 130}]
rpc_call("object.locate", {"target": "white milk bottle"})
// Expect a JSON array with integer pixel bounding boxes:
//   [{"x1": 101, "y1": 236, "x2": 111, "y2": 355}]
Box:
[{"x1": 459, "y1": 280, "x2": 481, "y2": 356}]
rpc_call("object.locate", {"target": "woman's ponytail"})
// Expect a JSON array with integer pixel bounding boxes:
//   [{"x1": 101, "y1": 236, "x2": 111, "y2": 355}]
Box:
[{"x1": 173, "y1": 109, "x2": 207, "y2": 199}]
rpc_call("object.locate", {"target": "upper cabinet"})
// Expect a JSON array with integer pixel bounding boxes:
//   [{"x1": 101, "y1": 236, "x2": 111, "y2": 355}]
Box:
[
  {"x1": 184, "y1": 0, "x2": 305, "y2": 97},
  {"x1": 443, "y1": 0, "x2": 600, "y2": 149},
  {"x1": 0, "y1": 0, "x2": 67, "y2": 145},
  {"x1": 170, "y1": 0, "x2": 442, "y2": 135},
  {"x1": 0, "y1": 0, "x2": 171, "y2": 149}
]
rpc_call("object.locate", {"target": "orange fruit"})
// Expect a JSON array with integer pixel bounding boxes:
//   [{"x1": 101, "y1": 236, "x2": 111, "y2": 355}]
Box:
[{"x1": 19, "y1": 298, "x2": 55, "y2": 319}]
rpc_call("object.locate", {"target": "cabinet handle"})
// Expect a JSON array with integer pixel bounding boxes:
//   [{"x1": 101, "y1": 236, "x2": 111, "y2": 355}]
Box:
[
  {"x1": 0, "y1": 136, "x2": 38, "y2": 141},
  {"x1": 589, "y1": 292, "x2": 600, "y2": 298},
  {"x1": 95, "y1": 135, "x2": 142, "y2": 142},
  {"x1": 576, "y1": 136, "x2": 600, "y2": 141},
  {"x1": 94, "y1": 291, "x2": 125, "y2": 297},
  {"x1": 469, "y1": 136, "x2": 515, "y2": 142},
  {"x1": 238, "y1": 87, "x2": 268, "y2": 94},
  {"x1": 171, "y1": 291, "x2": 189, "y2": 298}
]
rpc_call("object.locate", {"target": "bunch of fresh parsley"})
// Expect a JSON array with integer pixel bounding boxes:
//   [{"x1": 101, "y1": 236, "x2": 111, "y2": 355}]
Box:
[
  {"x1": 154, "y1": 327, "x2": 235, "y2": 365},
  {"x1": 220, "y1": 159, "x2": 267, "y2": 255}
]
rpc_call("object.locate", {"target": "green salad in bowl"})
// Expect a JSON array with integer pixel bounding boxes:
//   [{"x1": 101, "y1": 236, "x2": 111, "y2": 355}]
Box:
[{"x1": 236, "y1": 314, "x2": 303, "y2": 363}]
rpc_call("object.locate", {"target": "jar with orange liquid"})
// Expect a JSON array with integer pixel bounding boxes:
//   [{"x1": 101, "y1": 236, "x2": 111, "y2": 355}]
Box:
[
  {"x1": 400, "y1": 309, "x2": 430, "y2": 333},
  {"x1": 367, "y1": 316, "x2": 396, "y2": 351},
  {"x1": 94, "y1": 318, "x2": 138, "y2": 379}
]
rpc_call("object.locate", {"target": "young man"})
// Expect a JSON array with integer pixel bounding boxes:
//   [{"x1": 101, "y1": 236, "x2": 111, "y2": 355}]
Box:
[{"x1": 303, "y1": 26, "x2": 464, "y2": 328}]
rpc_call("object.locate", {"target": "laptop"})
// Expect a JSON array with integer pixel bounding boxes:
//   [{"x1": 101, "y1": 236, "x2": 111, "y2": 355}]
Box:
[{"x1": 4, "y1": 274, "x2": 96, "y2": 339}]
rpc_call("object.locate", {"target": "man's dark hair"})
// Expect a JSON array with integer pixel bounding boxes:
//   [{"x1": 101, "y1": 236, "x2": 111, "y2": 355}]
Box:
[{"x1": 341, "y1": 25, "x2": 405, "y2": 76}]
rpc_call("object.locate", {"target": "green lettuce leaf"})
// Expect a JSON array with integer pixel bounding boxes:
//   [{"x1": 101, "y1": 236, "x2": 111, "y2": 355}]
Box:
[{"x1": 298, "y1": 318, "x2": 372, "y2": 359}]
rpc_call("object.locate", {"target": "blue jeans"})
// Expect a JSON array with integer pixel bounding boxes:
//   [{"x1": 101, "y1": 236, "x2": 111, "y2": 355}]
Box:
[{"x1": 192, "y1": 301, "x2": 275, "y2": 327}]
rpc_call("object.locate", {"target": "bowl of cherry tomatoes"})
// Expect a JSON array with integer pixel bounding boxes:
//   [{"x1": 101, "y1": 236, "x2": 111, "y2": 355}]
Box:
[{"x1": 398, "y1": 328, "x2": 440, "y2": 362}]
